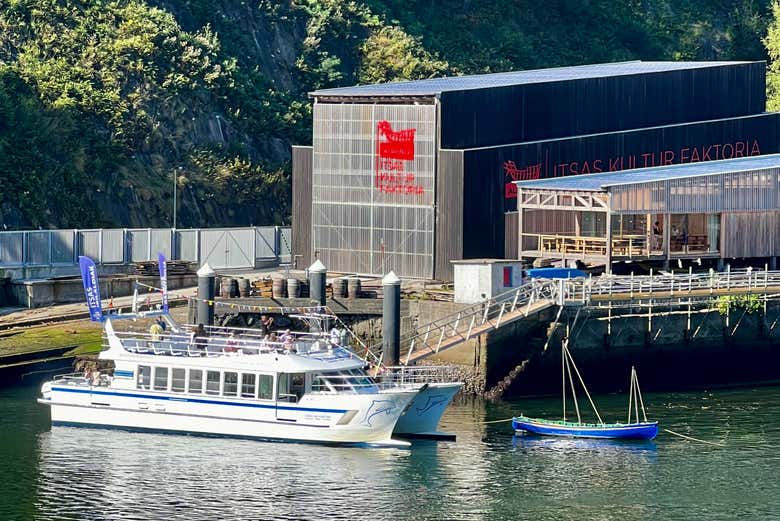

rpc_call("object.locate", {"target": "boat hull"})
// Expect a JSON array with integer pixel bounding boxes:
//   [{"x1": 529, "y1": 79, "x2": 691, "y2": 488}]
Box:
[
  {"x1": 512, "y1": 417, "x2": 659, "y2": 440},
  {"x1": 393, "y1": 382, "x2": 461, "y2": 437},
  {"x1": 39, "y1": 385, "x2": 417, "y2": 447}
]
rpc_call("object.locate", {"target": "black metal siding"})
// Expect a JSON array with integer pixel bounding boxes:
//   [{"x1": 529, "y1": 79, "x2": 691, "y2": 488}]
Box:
[
  {"x1": 291, "y1": 146, "x2": 313, "y2": 267},
  {"x1": 435, "y1": 150, "x2": 464, "y2": 281},
  {"x1": 460, "y1": 113, "x2": 780, "y2": 260},
  {"x1": 440, "y1": 62, "x2": 765, "y2": 149}
]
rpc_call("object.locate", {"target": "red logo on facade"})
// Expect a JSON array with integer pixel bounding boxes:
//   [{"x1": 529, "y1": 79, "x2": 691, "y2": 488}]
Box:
[
  {"x1": 503, "y1": 160, "x2": 542, "y2": 198},
  {"x1": 375, "y1": 121, "x2": 423, "y2": 195}
]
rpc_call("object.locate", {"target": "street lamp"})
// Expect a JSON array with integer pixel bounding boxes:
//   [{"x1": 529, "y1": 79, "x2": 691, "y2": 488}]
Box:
[{"x1": 173, "y1": 166, "x2": 183, "y2": 229}]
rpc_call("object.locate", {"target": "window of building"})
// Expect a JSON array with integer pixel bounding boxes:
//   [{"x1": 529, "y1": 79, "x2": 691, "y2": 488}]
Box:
[
  {"x1": 153, "y1": 367, "x2": 169, "y2": 391},
  {"x1": 137, "y1": 365, "x2": 151, "y2": 390},
  {"x1": 223, "y1": 372, "x2": 238, "y2": 397},
  {"x1": 171, "y1": 368, "x2": 186, "y2": 393},
  {"x1": 206, "y1": 371, "x2": 221, "y2": 395},
  {"x1": 258, "y1": 374, "x2": 273, "y2": 400},
  {"x1": 241, "y1": 373, "x2": 256, "y2": 398},
  {"x1": 188, "y1": 369, "x2": 203, "y2": 394}
]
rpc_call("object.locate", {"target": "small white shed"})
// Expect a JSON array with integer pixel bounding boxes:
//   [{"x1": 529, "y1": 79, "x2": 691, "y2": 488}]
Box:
[{"x1": 451, "y1": 259, "x2": 524, "y2": 304}]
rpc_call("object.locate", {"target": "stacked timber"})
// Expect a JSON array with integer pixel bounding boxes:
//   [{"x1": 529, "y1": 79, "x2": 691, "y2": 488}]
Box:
[
  {"x1": 251, "y1": 278, "x2": 274, "y2": 297},
  {"x1": 130, "y1": 260, "x2": 194, "y2": 276}
]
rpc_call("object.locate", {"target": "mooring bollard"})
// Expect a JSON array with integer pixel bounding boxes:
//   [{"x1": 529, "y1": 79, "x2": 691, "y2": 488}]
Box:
[
  {"x1": 197, "y1": 263, "x2": 216, "y2": 326},
  {"x1": 382, "y1": 271, "x2": 401, "y2": 366},
  {"x1": 308, "y1": 260, "x2": 327, "y2": 307}
]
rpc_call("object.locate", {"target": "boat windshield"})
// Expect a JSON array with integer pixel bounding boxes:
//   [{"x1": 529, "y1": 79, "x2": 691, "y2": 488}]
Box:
[{"x1": 311, "y1": 369, "x2": 378, "y2": 394}]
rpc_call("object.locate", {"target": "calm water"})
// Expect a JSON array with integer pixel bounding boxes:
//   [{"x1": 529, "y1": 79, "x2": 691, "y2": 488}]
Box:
[{"x1": 1, "y1": 383, "x2": 778, "y2": 521}]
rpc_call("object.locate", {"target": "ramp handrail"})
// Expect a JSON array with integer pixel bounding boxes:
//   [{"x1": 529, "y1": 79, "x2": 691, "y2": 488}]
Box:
[{"x1": 373, "y1": 268, "x2": 780, "y2": 364}]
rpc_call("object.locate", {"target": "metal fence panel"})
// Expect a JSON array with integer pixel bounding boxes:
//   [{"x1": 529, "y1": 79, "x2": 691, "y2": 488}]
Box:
[
  {"x1": 200, "y1": 228, "x2": 255, "y2": 269},
  {"x1": 101, "y1": 229, "x2": 124, "y2": 263},
  {"x1": 0, "y1": 232, "x2": 24, "y2": 266},
  {"x1": 51, "y1": 230, "x2": 75, "y2": 264},
  {"x1": 78, "y1": 230, "x2": 101, "y2": 261},
  {"x1": 0, "y1": 226, "x2": 284, "y2": 269},
  {"x1": 255, "y1": 227, "x2": 277, "y2": 259},
  {"x1": 151, "y1": 229, "x2": 172, "y2": 259},
  {"x1": 127, "y1": 229, "x2": 150, "y2": 262},
  {"x1": 279, "y1": 227, "x2": 292, "y2": 262},
  {"x1": 26, "y1": 231, "x2": 50, "y2": 265},
  {"x1": 176, "y1": 230, "x2": 199, "y2": 262}
]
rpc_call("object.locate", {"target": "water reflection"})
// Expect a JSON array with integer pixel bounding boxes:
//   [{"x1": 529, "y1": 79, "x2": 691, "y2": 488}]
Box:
[{"x1": 8, "y1": 386, "x2": 780, "y2": 521}]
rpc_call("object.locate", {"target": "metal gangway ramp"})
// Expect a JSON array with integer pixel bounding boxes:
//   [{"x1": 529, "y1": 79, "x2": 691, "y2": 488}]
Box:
[
  {"x1": 375, "y1": 268, "x2": 780, "y2": 365},
  {"x1": 391, "y1": 280, "x2": 566, "y2": 363}
]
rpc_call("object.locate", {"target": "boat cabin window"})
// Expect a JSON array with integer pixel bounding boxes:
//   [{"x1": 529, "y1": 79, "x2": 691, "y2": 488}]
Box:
[
  {"x1": 241, "y1": 374, "x2": 256, "y2": 398},
  {"x1": 223, "y1": 372, "x2": 238, "y2": 397},
  {"x1": 258, "y1": 374, "x2": 273, "y2": 400},
  {"x1": 137, "y1": 365, "x2": 151, "y2": 390},
  {"x1": 171, "y1": 368, "x2": 186, "y2": 393},
  {"x1": 206, "y1": 371, "x2": 220, "y2": 395},
  {"x1": 188, "y1": 369, "x2": 203, "y2": 394},
  {"x1": 277, "y1": 373, "x2": 305, "y2": 402},
  {"x1": 153, "y1": 367, "x2": 169, "y2": 391}
]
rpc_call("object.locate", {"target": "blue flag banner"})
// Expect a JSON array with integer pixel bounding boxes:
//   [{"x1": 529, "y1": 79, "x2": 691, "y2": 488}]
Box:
[
  {"x1": 78, "y1": 256, "x2": 104, "y2": 322},
  {"x1": 158, "y1": 252, "x2": 169, "y2": 313}
]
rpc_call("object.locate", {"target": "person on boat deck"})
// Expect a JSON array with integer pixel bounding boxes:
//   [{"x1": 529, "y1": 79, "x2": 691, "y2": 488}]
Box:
[
  {"x1": 149, "y1": 320, "x2": 164, "y2": 342},
  {"x1": 193, "y1": 323, "x2": 209, "y2": 353},
  {"x1": 259, "y1": 314, "x2": 275, "y2": 335},
  {"x1": 225, "y1": 331, "x2": 240, "y2": 353},
  {"x1": 155, "y1": 316, "x2": 167, "y2": 332},
  {"x1": 329, "y1": 326, "x2": 341, "y2": 348},
  {"x1": 280, "y1": 329, "x2": 294, "y2": 351}
]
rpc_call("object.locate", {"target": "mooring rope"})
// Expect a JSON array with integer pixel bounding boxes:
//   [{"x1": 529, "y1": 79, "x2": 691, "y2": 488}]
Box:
[
  {"x1": 478, "y1": 418, "x2": 515, "y2": 424},
  {"x1": 663, "y1": 428, "x2": 725, "y2": 447}
]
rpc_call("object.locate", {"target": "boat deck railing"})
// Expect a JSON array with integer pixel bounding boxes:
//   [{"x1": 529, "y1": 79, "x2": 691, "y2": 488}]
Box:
[
  {"x1": 51, "y1": 372, "x2": 110, "y2": 387},
  {"x1": 106, "y1": 329, "x2": 362, "y2": 361},
  {"x1": 379, "y1": 365, "x2": 462, "y2": 385}
]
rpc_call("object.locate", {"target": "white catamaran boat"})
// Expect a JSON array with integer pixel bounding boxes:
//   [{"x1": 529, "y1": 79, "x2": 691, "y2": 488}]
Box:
[
  {"x1": 38, "y1": 256, "x2": 463, "y2": 446},
  {"x1": 39, "y1": 313, "x2": 421, "y2": 447}
]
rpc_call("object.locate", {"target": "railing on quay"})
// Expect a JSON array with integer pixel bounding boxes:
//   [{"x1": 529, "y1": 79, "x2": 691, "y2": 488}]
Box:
[
  {"x1": 390, "y1": 268, "x2": 780, "y2": 363},
  {"x1": 0, "y1": 225, "x2": 291, "y2": 270}
]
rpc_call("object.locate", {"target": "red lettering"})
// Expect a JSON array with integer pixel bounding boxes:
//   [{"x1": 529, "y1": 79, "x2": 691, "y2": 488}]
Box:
[
  {"x1": 701, "y1": 145, "x2": 712, "y2": 161},
  {"x1": 751, "y1": 140, "x2": 761, "y2": 155},
  {"x1": 690, "y1": 147, "x2": 700, "y2": 162},
  {"x1": 662, "y1": 150, "x2": 675, "y2": 165},
  {"x1": 711, "y1": 144, "x2": 721, "y2": 159},
  {"x1": 735, "y1": 141, "x2": 745, "y2": 157},
  {"x1": 722, "y1": 143, "x2": 733, "y2": 159},
  {"x1": 680, "y1": 148, "x2": 689, "y2": 163},
  {"x1": 568, "y1": 162, "x2": 579, "y2": 175},
  {"x1": 641, "y1": 152, "x2": 652, "y2": 168},
  {"x1": 593, "y1": 159, "x2": 603, "y2": 173},
  {"x1": 580, "y1": 161, "x2": 590, "y2": 175}
]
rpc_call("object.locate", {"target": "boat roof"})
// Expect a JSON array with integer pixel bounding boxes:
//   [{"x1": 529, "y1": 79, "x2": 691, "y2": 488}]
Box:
[{"x1": 101, "y1": 348, "x2": 366, "y2": 373}]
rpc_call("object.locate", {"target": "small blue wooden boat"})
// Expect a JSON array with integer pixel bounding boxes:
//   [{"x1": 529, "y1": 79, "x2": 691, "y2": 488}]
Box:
[
  {"x1": 512, "y1": 416, "x2": 659, "y2": 440},
  {"x1": 512, "y1": 334, "x2": 659, "y2": 441}
]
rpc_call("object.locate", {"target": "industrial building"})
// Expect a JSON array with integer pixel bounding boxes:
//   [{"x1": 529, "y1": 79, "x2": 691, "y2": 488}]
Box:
[
  {"x1": 515, "y1": 154, "x2": 780, "y2": 271},
  {"x1": 292, "y1": 60, "x2": 777, "y2": 280}
]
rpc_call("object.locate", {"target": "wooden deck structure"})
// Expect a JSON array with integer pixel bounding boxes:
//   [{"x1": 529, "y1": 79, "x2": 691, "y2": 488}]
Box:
[{"x1": 515, "y1": 155, "x2": 780, "y2": 272}]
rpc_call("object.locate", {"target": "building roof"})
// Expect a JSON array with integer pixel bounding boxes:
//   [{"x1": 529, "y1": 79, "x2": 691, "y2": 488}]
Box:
[
  {"x1": 515, "y1": 154, "x2": 780, "y2": 192},
  {"x1": 310, "y1": 60, "x2": 754, "y2": 98}
]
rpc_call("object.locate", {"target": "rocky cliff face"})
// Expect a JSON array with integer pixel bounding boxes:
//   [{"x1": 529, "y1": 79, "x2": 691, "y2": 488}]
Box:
[{"x1": 0, "y1": 0, "x2": 770, "y2": 230}]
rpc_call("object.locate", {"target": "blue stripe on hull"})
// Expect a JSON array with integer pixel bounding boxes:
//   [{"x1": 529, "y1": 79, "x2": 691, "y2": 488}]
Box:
[
  {"x1": 51, "y1": 386, "x2": 348, "y2": 414},
  {"x1": 512, "y1": 418, "x2": 659, "y2": 440}
]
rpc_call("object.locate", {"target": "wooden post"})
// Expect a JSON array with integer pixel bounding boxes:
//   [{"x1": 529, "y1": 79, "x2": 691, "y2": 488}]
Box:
[{"x1": 605, "y1": 210, "x2": 613, "y2": 274}]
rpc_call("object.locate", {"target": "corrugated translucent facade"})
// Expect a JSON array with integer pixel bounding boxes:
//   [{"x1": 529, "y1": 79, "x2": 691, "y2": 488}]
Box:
[
  {"x1": 609, "y1": 168, "x2": 780, "y2": 213},
  {"x1": 311, "y1": 103, "x2": 436, "y2": 278}
]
